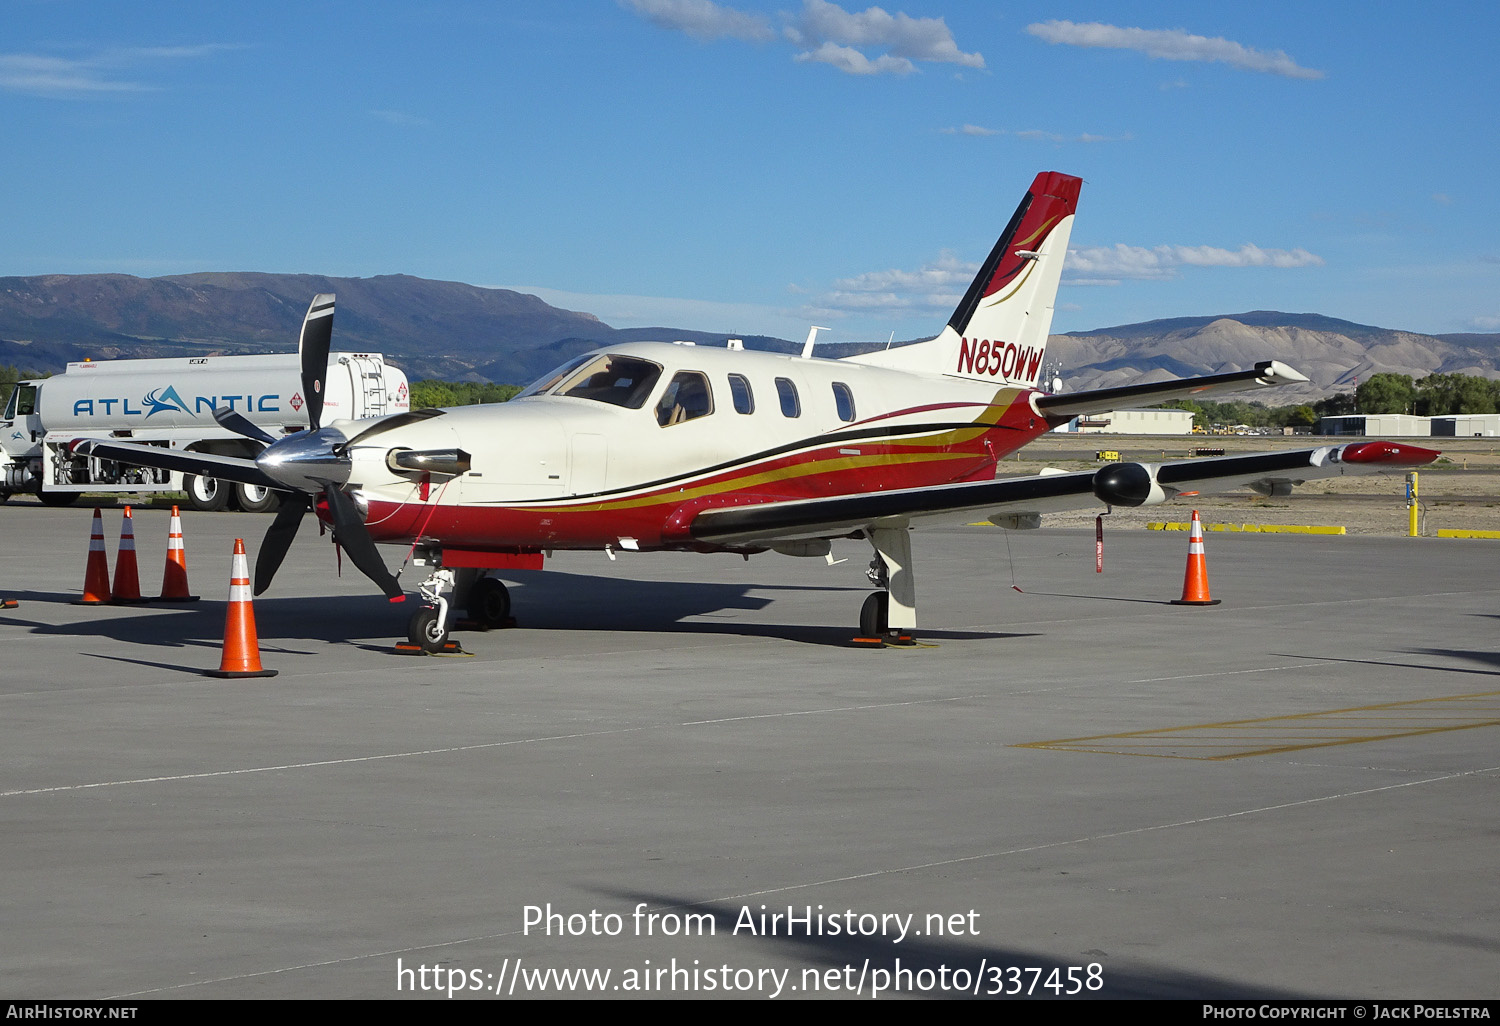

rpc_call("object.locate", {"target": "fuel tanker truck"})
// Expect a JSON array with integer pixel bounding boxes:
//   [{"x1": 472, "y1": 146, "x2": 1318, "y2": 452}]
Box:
[{"x1": 1, "y1": 301, "x2": 410, "y2": 510}]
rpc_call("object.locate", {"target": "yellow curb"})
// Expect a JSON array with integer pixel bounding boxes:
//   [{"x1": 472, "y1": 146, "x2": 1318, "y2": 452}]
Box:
[
  {"x1": 1148, "y1": 522, "x2": 1345, "y2": 535},
  {"x1": 1436, "y1": 529, "x2": 1500, "y2": 540}
]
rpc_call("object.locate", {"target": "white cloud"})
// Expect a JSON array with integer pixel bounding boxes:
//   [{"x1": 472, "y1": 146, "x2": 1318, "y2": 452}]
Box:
[
  {"x1": 1013, "y1": 128, "x2": 1131, "y2": 144},
  {"x1": 1027, "y1": 20, "x2": 1324, "y2": 80},
  {"x1": 619, "y1": 0, "x2": 774, "y2": 42},
  {"x1": 795, "y1": 41, "x2": 913, "y2": 75},
  {"x1": 622, "y1": 0, "x2": 982, "y2": 76},
  {"x1": 1066, "y1": 243, "x2": 1325, "y2": 284},
  {"x1": 0, "y1": 54, "x2": 144, "y2": 96},
  {"x1": 803, "y1": 252, "x2": 974, "y2": 320},
  {"x1": 940, "y1": 124, "x2": 1000, "y2": 136},
  {"x1": 0, "y1": 45, "x2": 233, "y2": 98},
  {"x1": 786, "y1": 0, "x2": 983, "y2": 69}
]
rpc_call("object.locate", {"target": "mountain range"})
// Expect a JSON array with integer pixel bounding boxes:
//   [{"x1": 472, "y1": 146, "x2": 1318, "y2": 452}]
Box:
[{"x1": 3, "y1": 271, "x2": 1497, "y2": 401}]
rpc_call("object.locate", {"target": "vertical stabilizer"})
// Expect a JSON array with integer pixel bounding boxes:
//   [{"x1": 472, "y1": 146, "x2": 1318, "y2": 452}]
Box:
[{"x1": 846, "y1": 171, "x2": 1080, "y2": 388}]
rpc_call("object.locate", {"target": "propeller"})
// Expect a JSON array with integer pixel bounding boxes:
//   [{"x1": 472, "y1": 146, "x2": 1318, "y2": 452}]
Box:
[{"x1": 211, "y1": 293, "x2": 454, "y2": 602}]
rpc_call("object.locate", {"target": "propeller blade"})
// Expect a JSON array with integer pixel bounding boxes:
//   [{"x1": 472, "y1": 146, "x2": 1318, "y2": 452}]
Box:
[
  {"x1": 212, "y1": 404, "x2": 278, "y2": 446},
  {"x1": 254, "y1": 494, "x2": 311, "y2": 595},
  {"x1": 298, "y1": 294, "x2": 335, "y2": 431},
  {"x1": 334, "y1": 407, "x2": 446, "y2": 453},
  {"x1": 323, "y1": 485, "x2": 405, "y2": 602}
]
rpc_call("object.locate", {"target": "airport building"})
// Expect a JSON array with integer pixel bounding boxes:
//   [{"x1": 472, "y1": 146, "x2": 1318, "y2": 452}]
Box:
[
  {"x1": 1055, "y1": 408, "x2": 1195, "y2": 435},
  {"x1": 1317, "y1": 414, "x2": 1500, "y2": 437}
]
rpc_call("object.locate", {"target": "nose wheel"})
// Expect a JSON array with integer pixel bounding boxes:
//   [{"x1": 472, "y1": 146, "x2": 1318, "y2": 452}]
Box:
[
  {"x1": 408, "y1": 605, "x2": 450, "y2": 653},
  {"x1": 395, "y1": 566, "x2": 468, "y2": 655}
]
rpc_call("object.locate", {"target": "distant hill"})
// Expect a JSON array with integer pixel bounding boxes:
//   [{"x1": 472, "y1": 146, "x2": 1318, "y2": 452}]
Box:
[
  {"x1": 0, "y1": 272, "x2": 796, "y2": 382},
  {"x1": 3, "y1": 273, "x2": 1495, "y2": 400},
  {"x1": 1052, "y1": 313, "x2": 1500, "y2": 402}
]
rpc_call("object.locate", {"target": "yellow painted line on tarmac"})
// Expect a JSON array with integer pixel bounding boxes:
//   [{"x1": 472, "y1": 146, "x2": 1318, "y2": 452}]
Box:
[
  {"x1": 1436, "y1": 529, "x2": 1500, "y2": 540},
  {"x1": 1147, "y1": 522, "x2": 1345, "y2": 535},
  {"x1": 1015, "y1": 690, "x2": 1500, "y2": 760}
]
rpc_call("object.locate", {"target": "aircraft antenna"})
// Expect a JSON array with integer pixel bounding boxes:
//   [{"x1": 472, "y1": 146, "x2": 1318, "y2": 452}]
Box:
[{"x1": 800, "y1": 325, "x2": 829, "y2": 359}]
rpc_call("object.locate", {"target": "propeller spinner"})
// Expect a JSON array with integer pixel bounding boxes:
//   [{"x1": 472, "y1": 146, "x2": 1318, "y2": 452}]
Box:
[{"x1": 213, "y1": 294, "x2": 455, "y2": 603}]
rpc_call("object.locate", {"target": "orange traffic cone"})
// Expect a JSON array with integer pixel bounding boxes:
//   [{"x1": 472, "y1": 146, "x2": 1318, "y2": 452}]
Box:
[
  {"x1": 73, "y1": 507, "x2": 113, "y2": 605},
  {"x1": 205, "y1": 538, "x2": 278, "y2": 678},
  {"x1": 109, "y1": 506, "x2": 149, "y2": 604},
  {"x1": 1170, "y1": 510, "x2": 1221, "y2": 606},
  {"x1": 157, "y1": 505, "x2": 199, "y2": 601}
]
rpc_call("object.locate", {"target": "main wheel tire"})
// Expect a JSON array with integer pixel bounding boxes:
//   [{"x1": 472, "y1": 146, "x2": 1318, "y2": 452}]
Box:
[
  {"x1": 408, "y1": 607, "x2": 448, "y2": 653},
  {"x1": 467, "y1": 577, "x2": 511, "y2": 628},
  {"x1": 37, "y1": 490, "x2": 79, "y2": 507},
  {"x1": 859, "y1": 591, "x2": 889, "y2": 637},
  {"x1": 184, "y1": 475, "x2": 230, "y2": 512},
  {"x1": 234, "y1": 482, "x2": 281, "y2": 513}
]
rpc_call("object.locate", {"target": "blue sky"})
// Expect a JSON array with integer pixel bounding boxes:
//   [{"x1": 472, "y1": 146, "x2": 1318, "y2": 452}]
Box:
[{"x1": 4, "y1": 1, "x2": 1498, "y2": 345}]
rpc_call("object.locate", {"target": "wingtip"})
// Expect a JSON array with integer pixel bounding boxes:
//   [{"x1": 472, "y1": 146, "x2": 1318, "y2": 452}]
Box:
[{"x1": 1341, "y1": 441, "x2": 1442, "y2": 465}]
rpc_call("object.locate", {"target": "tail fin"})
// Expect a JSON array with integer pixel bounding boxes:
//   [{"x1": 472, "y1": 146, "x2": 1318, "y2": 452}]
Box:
[{"x1": 846, "y1": 171, "x2": 1080, "y2": 388}]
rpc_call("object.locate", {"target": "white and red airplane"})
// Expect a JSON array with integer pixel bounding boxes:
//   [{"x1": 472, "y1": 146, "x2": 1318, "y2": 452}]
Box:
[{"x1": 80, "y1": 172, "x2": 1438, "y2": 649}]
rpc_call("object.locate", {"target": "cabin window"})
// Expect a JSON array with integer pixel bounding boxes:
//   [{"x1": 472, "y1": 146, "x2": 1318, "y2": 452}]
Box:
[
  {"x1": 728, "y1": 374, "x2": 754, "y2": 414},
  {"x1": 832, "y1": 382, "x2": 855, "y2": 422},
  {"x1": 775, "y1": 377, "x2": 800, "y2": 418},
  {"x1": 656, "y1": 371, "x2": 714, "y2": 426},
  {"x1": 553, "y1": 355, "x2": 663, "y2": 409}
]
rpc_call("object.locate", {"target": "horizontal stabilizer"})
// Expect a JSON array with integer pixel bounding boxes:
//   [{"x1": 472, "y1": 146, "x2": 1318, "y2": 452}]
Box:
[{"x1": 1035, "y1": 361, "x2": 1308, "y2": 421}]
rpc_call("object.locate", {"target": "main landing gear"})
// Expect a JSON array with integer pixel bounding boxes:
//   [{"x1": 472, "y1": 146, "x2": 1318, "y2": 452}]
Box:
[
  {"x1": 853, "y1": 525, "x2": 918, "y2": 648},
  {"x1": 402, "y1": 566, "x2": 516, "y2": 654}
]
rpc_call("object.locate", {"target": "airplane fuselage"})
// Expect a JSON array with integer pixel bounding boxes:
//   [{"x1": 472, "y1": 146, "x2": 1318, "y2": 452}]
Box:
[{"x1": 346, "y1": 341, "x2": 1048, "y2": 557}]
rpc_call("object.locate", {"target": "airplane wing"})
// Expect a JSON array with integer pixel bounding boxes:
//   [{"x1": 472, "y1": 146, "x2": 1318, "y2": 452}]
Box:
[
  {"x1": 685, "y1": 441, "x2": 1438, "y2": 546},
  {"x1": 73, "y1": 439, "x2": 282, "y2": 489},
  {"x1": 1033, "y1": 361, "x2": 1309, "y2": 421}
]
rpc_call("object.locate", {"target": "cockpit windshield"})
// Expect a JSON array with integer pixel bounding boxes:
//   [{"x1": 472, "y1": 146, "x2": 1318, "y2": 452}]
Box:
[{"x1": 552, "y1": 355, "x2": 663, "y2": 409}]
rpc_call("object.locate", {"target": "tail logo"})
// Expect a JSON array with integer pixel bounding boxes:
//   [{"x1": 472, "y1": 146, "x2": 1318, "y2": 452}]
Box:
[{"x1": 956, "y1": 337, "x2": 1044, "y2": 382}]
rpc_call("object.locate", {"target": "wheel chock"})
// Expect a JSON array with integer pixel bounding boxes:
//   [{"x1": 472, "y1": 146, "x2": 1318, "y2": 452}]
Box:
[
  {"x1": 850, "y1": 635, "x2": 886, "y2": 648},
  {"x1": 391, "y1": 639, "x2": 472, "y2": 657},
  {"x1": 1, "y1": 599, "x2": 18, "y2": 609}
]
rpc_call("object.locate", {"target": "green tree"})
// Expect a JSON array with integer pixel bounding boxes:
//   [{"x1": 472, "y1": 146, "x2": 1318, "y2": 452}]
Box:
[
  {"x1": 1416, "y1": 373, "x2": 1497, "y2": 416},
  {"x1": 408, "y1": 379, "x2": 523, "y2": 409},
  {"x1": 1355, "y1": 373, "x2": 1416, "y2": 415}
]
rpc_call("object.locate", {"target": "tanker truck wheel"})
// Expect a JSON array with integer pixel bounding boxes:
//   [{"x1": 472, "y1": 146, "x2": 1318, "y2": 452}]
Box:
[
  {"x1": 234, "y1": 483, "x2": 281, "y2": 513},
  {"x1": 184, "y1": 475, "x2": 230, "y2": 512},
  {"x1": 37, "y1": 490, "x2": 79, "y2": 507}
]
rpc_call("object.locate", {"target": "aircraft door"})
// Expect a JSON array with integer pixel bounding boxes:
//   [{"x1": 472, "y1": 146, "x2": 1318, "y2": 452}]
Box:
[{"x1": 569, "y1": 433, "x2": 608, "y2": 497}]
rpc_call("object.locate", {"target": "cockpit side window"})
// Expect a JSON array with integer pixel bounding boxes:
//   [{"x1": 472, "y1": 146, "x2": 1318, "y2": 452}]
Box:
[
  {"x1": 515, "y1": 354, "x2": 593, "y2": 400},
  {"x1": 656, "y1": 371, "x2": 714, "y2": 426},
  {"x1": 555, "y1": 355, "x2": 664, "y2": 409}
]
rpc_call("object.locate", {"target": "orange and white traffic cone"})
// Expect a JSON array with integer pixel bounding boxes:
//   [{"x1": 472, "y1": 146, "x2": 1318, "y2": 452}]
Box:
[
  {"x1": 73, "y1": 507, "x2": 113, "y2": 605},
  {"x1": 1170, "y1": 510, "x2": 1221, "y2": 606},
  {"x1": 205, "y1": 538, "x2": 278, "y2": 678},
  {"x1": 109, "y1": 506, "x2": 149, "y2": 604},
  {"x1": 156, "y1": 505, "x2": 199, "y2": 602}
]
